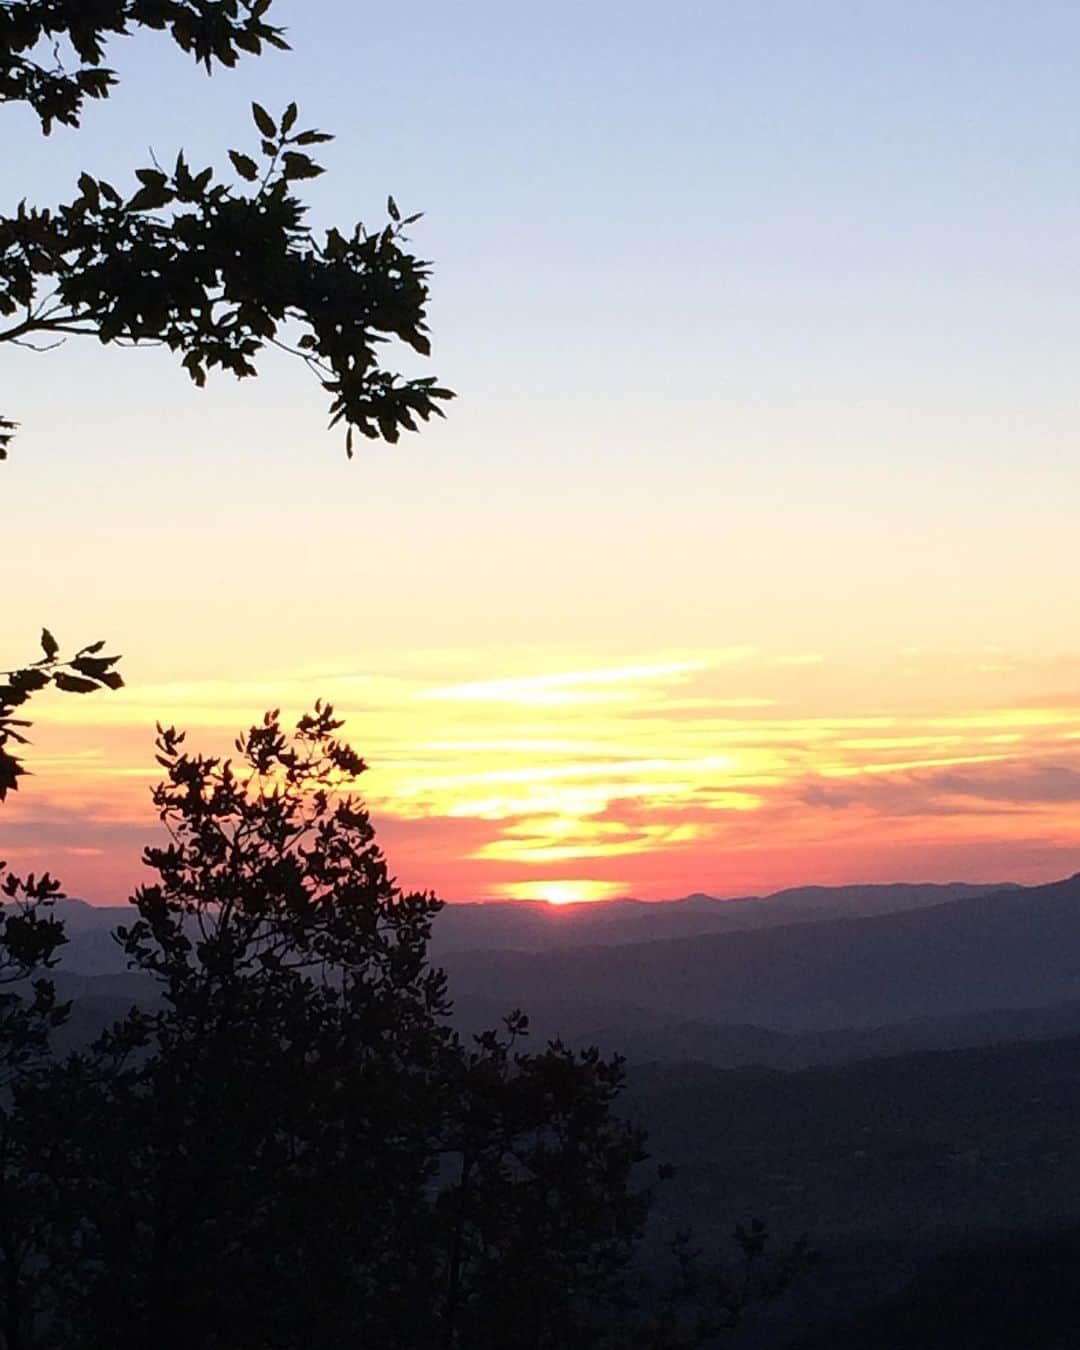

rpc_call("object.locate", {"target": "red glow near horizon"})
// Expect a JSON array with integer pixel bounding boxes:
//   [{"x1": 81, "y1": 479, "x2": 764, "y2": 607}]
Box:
[{"x1": 6, "y1": 651, "x2": 1080, "y2": 907}]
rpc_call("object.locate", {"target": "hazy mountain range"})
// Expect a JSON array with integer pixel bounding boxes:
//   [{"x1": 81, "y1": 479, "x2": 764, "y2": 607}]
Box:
[
  {"x1": 32, "y1": 874, "x2": 1080, "y2": 1068},
  {"x1": 21, "y1": 873, "x2": 1080, "y2": 1345},
  {"x1": 47, "y1": 877, "x2": 1016, "y2": 969},
  {"x1": 446, "y1": 874, "x2": 1080, "y2": 1036}
]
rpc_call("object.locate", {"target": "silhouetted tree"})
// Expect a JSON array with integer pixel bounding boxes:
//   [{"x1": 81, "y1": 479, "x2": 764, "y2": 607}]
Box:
[
  {"x1": 37, "y1": 708, "x2": 648, "y2": 1349},
  {"x1": 1, "y1": 709, "x2": 807, "y2": 1349}
]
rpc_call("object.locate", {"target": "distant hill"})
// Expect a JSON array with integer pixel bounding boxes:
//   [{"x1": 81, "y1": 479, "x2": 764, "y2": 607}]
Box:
[
  {"x1": 31, "y1": 973, "x2": 1080, "y2": 1079},
  {"x1": 428, "y1": 880, "x2": 1018, "y2": 953},
  {"x1": 46, "y1": 900, "x2": 133, "y2": 975},
  {"x1": 29, "y1": 878, "x2": 1080, "y2": 1053},
  {"x1": 782, "y1": 1225, "x2": 1080, "y2": 1350},
  {"x1": 580, "y1": 998, "x2": 1080, "y2": 1070},
  {"x1": 30, "y1": 875, "x2": 1080, "y2": 1065},
  {"x1": 621, "y1": 1036, "x2": 1080, "y2": 1349},
  {"x1": 442, "y1": 874, "x2": 1080, "y2": 1033},
  {"x1": 41, "y1": 879, "x2": 1019, "y2": 973}
]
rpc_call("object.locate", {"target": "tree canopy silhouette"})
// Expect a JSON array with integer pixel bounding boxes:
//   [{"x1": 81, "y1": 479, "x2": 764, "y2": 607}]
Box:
[{"x1": 1, "y1": 708, "x2": 808, "y2": 1349}]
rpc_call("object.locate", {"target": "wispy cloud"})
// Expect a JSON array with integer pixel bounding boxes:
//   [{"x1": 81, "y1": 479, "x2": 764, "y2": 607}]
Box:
[{"x1": 11, "y1": 645, "x2": 1080, "y2": 901}]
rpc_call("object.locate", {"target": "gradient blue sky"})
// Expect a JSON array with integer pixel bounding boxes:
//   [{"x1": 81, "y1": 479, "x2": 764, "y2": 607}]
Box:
[{"x1": 7, "y1": 2, "x2": 1080, "y2": 901}]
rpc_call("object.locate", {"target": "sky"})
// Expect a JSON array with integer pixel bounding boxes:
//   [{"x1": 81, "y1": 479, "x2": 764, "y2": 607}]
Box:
[{"x1": 6, "y1": 1, "x2": 1080, "y2": 903}]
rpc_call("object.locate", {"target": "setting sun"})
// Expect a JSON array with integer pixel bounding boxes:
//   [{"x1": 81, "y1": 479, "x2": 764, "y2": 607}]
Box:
[{"x1": 502, "y1": 879, "x2": 623, "y2": 906}]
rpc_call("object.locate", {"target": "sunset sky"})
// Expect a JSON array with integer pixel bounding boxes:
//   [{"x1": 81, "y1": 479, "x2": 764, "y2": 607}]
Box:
[{"x1": 7, "y1": 1, "x2": 1080, "y2": 903}]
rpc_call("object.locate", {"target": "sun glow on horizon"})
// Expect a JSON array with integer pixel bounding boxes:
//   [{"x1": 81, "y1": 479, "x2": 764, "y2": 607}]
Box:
[{"x1": 502, "y1": 880, "x2": 623, "y2": 906}]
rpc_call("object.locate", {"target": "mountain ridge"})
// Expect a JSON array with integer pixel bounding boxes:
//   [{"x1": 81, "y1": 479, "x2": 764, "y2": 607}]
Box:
[
  {"x1": 442, "y1": 873, "x2": 1080, "y2": 1031},
  {"x1": 37, "y1": 879, "x2": 1024, "y2": 973}
]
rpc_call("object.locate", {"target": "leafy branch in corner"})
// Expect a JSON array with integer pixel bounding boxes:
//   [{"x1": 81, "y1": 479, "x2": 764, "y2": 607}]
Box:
[{"x1": 0, "y1": 0, "x2": 288, "y2": 134}]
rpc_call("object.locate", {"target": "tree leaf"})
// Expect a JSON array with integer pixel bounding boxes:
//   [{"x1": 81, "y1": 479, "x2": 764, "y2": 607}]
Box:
[
  {"x1": 52, "y1": 673, "x2": 99, "y2": 694},
  {"x1": 228, "y1": 150, "x2": 260, "y2": 182},
  {"x1": 252, "y1": 102, "x2": 277, "y2": 137},
  {"x1": 281, "y1": 153, "x2": 323, "y2": 180}
]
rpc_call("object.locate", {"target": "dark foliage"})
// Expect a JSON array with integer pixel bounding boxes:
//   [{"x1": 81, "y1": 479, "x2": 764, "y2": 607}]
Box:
[
  {"x1": 1, "y1": 1, "x2": 452, "y2": 459},
  {"x1": 0, "y1": 709, "x2": 807, "y2": 1349},
  {"x1": 0, "y1": 628, "x2": 122, "y2": 801},
  {"x1": 1, "y1": 0, "x2": 287, "y2": 133}
]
